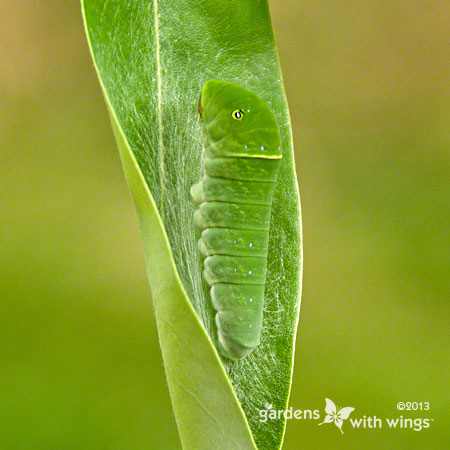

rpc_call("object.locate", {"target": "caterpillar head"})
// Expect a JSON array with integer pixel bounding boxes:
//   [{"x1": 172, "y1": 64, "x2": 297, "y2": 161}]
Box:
[{"x1": 198, "y1": 80, "x2": 282, "y2": 159}]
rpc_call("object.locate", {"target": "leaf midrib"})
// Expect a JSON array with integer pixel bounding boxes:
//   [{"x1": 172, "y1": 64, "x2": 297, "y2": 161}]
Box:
[{"x1": 154, "y1": 0, "x2": 165, "y2": 214}]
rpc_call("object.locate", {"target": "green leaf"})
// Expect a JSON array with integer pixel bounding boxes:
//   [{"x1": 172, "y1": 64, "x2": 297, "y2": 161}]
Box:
[{"x1": 81, "y1": 1, "x2": 302, "y2": 449}]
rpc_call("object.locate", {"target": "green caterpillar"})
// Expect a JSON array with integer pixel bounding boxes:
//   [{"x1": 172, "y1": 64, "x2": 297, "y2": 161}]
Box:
[{"x1": 191, "y1": 80, "x2": 282, "y2": 360}]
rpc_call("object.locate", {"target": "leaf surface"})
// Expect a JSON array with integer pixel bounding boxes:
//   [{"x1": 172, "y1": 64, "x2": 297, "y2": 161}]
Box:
[{"x1": 81, "y1": 1, "x2": 302, "y2": 448}]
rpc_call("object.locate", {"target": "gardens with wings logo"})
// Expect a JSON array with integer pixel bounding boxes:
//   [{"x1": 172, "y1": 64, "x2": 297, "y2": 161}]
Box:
[{"x1": 258, "y1": 397, "x2": 434, "y2": 433}]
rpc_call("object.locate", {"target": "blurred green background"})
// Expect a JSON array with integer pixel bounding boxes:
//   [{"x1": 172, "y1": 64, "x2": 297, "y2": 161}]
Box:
[{"x1": 0, "y1": 1, "x2": 448, "y2": 449}]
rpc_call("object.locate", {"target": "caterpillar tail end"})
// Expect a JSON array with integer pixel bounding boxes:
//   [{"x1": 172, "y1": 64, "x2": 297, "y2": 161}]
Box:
[
  {"x1": 217, "y1": 333, "x2": 256, "y2": 360},
  {"x1": 215, "y1": 314, "x2": 256, "y2": 360}
]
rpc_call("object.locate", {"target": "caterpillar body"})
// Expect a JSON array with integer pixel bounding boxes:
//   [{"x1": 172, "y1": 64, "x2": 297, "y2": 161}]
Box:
[{"x1": 191, "y1": 80, "x2": 282, "y2": 360}]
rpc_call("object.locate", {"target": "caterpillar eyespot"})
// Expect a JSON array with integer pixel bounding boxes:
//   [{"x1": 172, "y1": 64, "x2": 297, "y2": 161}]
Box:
[
  {"x1": 232, "y1": 109, "x2": 245, "y2": 120},
  {"x1": 190, "y1": 80, "x2": 282, "y2": 360}
]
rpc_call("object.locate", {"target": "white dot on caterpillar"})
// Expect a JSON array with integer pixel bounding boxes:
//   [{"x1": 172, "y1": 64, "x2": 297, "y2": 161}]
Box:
[
  {"x1": 248, "y1": 270, "x2": 252, "y2": 275},
  {"x1": 249, "y1": 242, "x2": 253, "y2": 248},
  {"x1": 260, "y1": 145, "x2": 265, "y2": 151},
  {"x1": 249, "y1": 298, "x2": 253, "y2": 303},
  {"x1": 234, "y1": 268, "x2": 237, "y2": 272},
  {"x1": 278, "y1": 146, "x2": 281, "y2": 151},
  {"x1": 244, "y1": 145, "x2": 248, "y2": 149},
  {"x1": 233, "y1": 240, "x2": 237, "y2": 244},
  {"x1": 249, "y1": 324, "x2": 253, "y2": 328}
]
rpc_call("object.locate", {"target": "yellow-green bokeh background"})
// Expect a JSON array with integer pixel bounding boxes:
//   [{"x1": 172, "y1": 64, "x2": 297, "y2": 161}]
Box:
[{"x1": 1, "y1": 1, "x2": 448, "y2": 448}]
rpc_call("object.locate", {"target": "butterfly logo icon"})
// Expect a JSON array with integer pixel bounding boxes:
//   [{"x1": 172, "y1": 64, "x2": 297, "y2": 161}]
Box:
[{"x1": 318, "y1": 398, "x2": 355, "y2": 434}]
